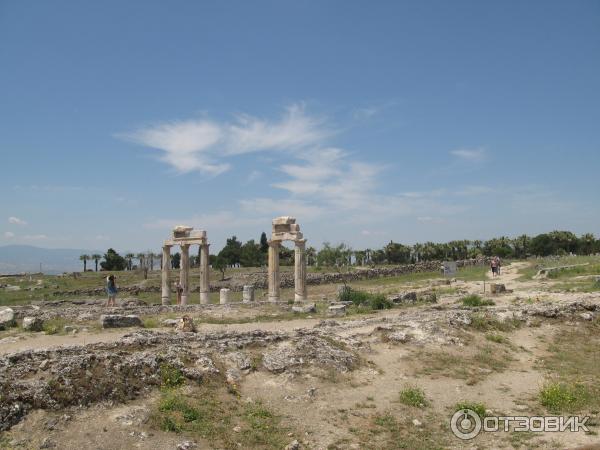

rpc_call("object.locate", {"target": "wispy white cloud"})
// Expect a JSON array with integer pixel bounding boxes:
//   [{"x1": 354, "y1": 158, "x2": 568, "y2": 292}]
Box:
[
  {"x1": 8, "y1": 216, "x2": 27, "y2": 226},
  {"x1": 23, "y1": 234, "x2": 47, "y2": 240},
  {"x1": 450, "y1": 148, "x2": 487, "y2": 162},
  {"x1": 119, "y1": 104, "x2": 331, "y2": 175},
  {"x1": 3, "y1": 231, "x2": 15, "y2": 238}
]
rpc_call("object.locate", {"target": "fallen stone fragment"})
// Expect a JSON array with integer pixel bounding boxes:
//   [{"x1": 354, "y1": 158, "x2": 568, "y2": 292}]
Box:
[
  {"x1": 22, "y1": 316, "x2": 43, "y2": 332},
  {"x1": 292, "y1": 303, "x2": 316, "y2": 314},
  {"x1": 328, "y1": 304, "x2": 347, "y2": 317},
  {"x1": 0, "y1": 307, "x2": 15, "y2": 330},
  {"x1": 100, "y1": 314, "x2": 142, "y2": 328}
]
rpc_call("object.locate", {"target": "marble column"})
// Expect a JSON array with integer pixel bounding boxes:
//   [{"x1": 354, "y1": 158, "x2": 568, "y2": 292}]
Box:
[
  {"x1": 161, "y1": 245, "x2": 171, "y2": 305},
  {"x1": 268, "y1": 241, "x2": 280, "y2": 302},
  {"x1": 294, "y1": 239, "x2": 307, "y2": 302},
  {"x1": 199, "y1": 243, "x2": 210, "y2": 304},
  {"x1": 242, "y1": 285, "x2": 254, "y2": 303},
  {"x1": 220, "y1": 288, "x2": 230, "y2": 304},
  {"x1": 180, "y1": 244, "x2": 190, "y2": 305}
]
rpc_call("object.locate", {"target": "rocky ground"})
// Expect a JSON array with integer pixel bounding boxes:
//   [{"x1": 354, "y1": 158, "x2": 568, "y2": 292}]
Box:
[{"x1": 1, "y1": 261, "x2": 599, "y2": 449}]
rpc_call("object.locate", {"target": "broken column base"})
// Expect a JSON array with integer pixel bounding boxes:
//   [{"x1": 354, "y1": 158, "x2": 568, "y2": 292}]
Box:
[{"x1": 199, "y1": 292, "x2": 210, "y2": 304}]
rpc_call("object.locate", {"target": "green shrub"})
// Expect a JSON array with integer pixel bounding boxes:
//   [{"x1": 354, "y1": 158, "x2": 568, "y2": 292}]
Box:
[
  {"x1": 339, "y1": 287, "x2": 392, "y2": 310},
  {"x1": 399, "y1": 386, "x2": 428, "y2": 408},
  {"x1": 454, "y1": 401, "x2": 487, "y2": 418},
  {"x1": 160, "y1": 363, "x2": 185, "y2": 388},
  {"x1": 461, "y1": 295, "x2": 494, "y2": 307},
  {"x1": 539, "y1": 382, "x2": 590, "y2": 413}
]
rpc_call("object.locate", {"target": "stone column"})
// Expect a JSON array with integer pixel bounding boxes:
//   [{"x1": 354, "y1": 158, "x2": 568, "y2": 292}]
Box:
[
  {"x1": 242, "y1": 285, "x2": 254, "y2": 303},
  {"x1": 161, "y1": 245, "x2": 171, "y2": 305},
  {"x1": 268, "y1": 241, "x2": 280, "y2": 302},
  {"x1": 180, "y1": 244, "x2": 190, "y2": 305},
  {"x1": 220, "y1": 288, "x2": 230, "y2": 304},
  {"x1": 199, "y1": 243, "x2": 210, "y2": 304},
  {"x1": 294, "y1": 239, "x2": 307, "y2": 302}
]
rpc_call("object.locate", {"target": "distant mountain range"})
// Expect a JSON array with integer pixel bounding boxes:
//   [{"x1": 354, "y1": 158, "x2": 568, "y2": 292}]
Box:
[{"x1": 0, "y1": 245, "x2": 101, "y2": 275}]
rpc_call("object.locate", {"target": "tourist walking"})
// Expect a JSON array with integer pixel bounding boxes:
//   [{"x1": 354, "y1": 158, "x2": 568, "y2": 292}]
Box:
[
  {"x1": 175, "y1": 278, "x2": 183, "y2": 305},
  {"x1": 105, "y1": 275, "x2": 117, "y2": 307},
  {"x1": 495, "y1": 256, "x2": 502, "y2": 275},
  {"x1": 490, "y1": 257, "x2": 498, "y2": 277}
]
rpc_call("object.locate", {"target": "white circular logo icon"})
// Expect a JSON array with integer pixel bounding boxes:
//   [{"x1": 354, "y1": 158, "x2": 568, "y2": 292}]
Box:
[{"x1": 451, "y1": 409, "x2": 482, "y2": 440}]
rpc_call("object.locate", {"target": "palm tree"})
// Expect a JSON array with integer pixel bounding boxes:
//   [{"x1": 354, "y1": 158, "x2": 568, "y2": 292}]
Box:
[
  {"x1": 91, "y1": 254, "x2": 102, "y2": 272},
  {"x1": 136, "y1": 253, "x2": 145, "y2": 270},
  {"x1": 125, "y1": 253, "x2": 134, "y2": 270},
  {"x1": 79, "y1": 254, "x2": 90, "y2": 272}
]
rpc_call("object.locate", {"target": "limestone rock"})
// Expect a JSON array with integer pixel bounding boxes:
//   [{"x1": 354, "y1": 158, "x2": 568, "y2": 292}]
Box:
[
  {"x1": 285, "y1": 440, "x2": 300, "y2": 450},
  {"x1": 22, "y1": 316, "x2": 43, "y2": 332},
  {"x1": 0, "y1": 307, "x2": 15, "y2": 330},
  {"x1": 328, "y1": 304, "x2": 347, "y2": 317},
  {"x1": 162, "y1": 319, "x2": 179, "y2": 327},
  {"x1": 292, "y1": 303, "x2": 316, "y2": 314},
  {"x1": 100, "y1": 314, "x2": 142, "y2": 329}
]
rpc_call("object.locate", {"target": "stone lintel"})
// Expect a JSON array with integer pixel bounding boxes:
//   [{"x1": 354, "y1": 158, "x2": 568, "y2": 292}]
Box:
[
  {"x1": 270, "y1": 231, "x2": 303, "y2": 242},
  {"x1": 272, "y1": 216, "x2": 296, "y2": 226}
]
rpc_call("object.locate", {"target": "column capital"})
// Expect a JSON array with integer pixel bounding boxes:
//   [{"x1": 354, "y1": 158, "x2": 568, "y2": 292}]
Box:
[{"x1": 268, "y1": 240, "x2": 281, "y2": 248}]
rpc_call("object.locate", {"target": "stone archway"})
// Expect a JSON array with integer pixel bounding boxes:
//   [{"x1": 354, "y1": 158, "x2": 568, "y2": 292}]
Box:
[
  {"x1": 267, "y1": 216, "x2": 307, "y2": 303},
  {"x1": 161, "y1": 226, "x2": 210, "y2": 305}
]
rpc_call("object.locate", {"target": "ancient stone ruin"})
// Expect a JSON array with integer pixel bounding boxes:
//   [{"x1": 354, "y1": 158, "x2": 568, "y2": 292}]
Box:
[
  {"x1": 268, "y1": 216, "x2": 307, "y2": 303},
  {"x1": 160, "y1": 218, "x2": 307, "y2": 305},
  {"x1": 161, "y1": 226, "x2": 210, "y2": 305}
]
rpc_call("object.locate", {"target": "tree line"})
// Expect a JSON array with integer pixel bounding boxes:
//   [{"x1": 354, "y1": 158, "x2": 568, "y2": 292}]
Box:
[{"x1": 80, "y1": 230, "x2": 600, "y2": 272}]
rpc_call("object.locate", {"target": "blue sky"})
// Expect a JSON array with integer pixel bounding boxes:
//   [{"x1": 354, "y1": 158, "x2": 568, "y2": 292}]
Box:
[{"x1": 1, "y1": 0, "x2": 599, "y2": 253}]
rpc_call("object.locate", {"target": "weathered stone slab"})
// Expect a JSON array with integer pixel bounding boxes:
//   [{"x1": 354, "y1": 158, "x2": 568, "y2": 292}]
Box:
[
  {"x1": 328, "y1": 304, "x2": 347, "y2": 317},
  {"x1": 0, "y1": 307, "x2": 15, "y2": 330},
  {"x1": 22, "y1": 316, "x2": 43, "y2": 332},
  {"x1": 292, "y1": 303, "x2": 316, "y2": 313},
  {"x1": 100, "y1": 314, "x2": 142, "y2": 328}
]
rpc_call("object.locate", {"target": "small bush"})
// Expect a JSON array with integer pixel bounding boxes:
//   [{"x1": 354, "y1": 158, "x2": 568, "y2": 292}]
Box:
[
  {"x1": 399, "y1": 386, "x2": 428, "y2": 408},
  {"x1": 461, "y1": 295, "x2": 495, "y2": 307},
  {"x1": 339, "y1": 287, "x2": 392, "y2": 310},
  {"x1": 454, "y1": 401, "x2": 487, "y2": 418},
  {"x1": 485, "y1": 333, "x2": 508, "y2": 344},
  {"x1": 540, "y1": 382, "x2": 590, "y2": 413},
  {"x1": 159, "y1": 363, "x2": 185, "y2": 388}
]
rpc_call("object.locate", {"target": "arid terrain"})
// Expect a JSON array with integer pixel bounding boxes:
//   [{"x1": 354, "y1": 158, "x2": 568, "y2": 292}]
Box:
[{"x1": 1, "y1": 258, "x2": 599, "y2": 449}]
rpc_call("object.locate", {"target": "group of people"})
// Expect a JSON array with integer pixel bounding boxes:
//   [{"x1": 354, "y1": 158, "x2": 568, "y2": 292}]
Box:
[
  {"x1": 104, "y1": 275, "x2": 186, "y2": 306},
  {"x1": 490, "y1": 256, "x2": 502, "y2": 277}
]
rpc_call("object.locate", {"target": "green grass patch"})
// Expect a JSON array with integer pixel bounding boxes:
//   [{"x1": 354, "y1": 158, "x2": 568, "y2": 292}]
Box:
[
  {"x1": 538, "y1": 321, "x2": 600, "y2": 413},
  {"x1": 42, "y1": 317, "x2": 69, "y2": 335},
  {"x1": 454, "y1": 401, "x2": 487, "y2": 418},
  {"x1": 460, "y1": 294, "x2": 494, "y2": 307},
  {"x1": 152, "y1": 381, "x2": 292, "y2": 448},
  {"x1": 399, "y1": 386, "x2": 428, "y2": 408},
  {"x1": 469, "y1": 313, "x2": 522, "y2": 332},
  {"x1": 159, "y1": 363, "x2": 185, "y2": 389},
  {"x1": 338, "y1": 287, "x2": 393, "y2": 310},
  {"x1": 539, "y1": 382, "x2": 592, "y2": 413}
]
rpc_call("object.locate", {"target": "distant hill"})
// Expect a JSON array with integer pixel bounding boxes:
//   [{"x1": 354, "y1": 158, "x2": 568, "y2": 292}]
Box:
[{"x1": 0, "y1": 245, "x2": 101, "y2": 275}]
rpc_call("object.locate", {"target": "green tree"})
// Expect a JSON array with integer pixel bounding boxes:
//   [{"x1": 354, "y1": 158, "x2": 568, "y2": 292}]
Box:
[
  {"x1": 384, "y1": 241, "x2": 411, "y2": 264},
  {"x1": 213, "y1": 255, "x2": 227, "y2": 280},
  {"x1": 171, "y1": 252, "x2": 181, "y2": 269},
  {"x1": 99, "y1": 248, "x2": 127, "y2": 271},
  {"x1": 578, "y1": 233, "x2": 597, "y2": 255},
  {"x1": 79, "y1": 254, "x2": 90, "y2": 272},
  {"x1": 240, "y1": 239, "x2": 264, "y2": 267},
  {"x1": 259, "y1": 232, "x2": 269, "y2": 253},
  {"x1": 220, "y1": 236, "x2": 243, "y2": 266},
  {"x1": 125, "y1": 253, "x2": 134, "y2": 270},
  {"x1": 91, "y1": 254, "x2": 102, "y2": 272}
]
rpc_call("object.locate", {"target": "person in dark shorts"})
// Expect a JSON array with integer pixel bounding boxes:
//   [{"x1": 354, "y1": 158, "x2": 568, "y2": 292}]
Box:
[{"x1": 105, "y1": 275, "x2": 117, "y2": 307}]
